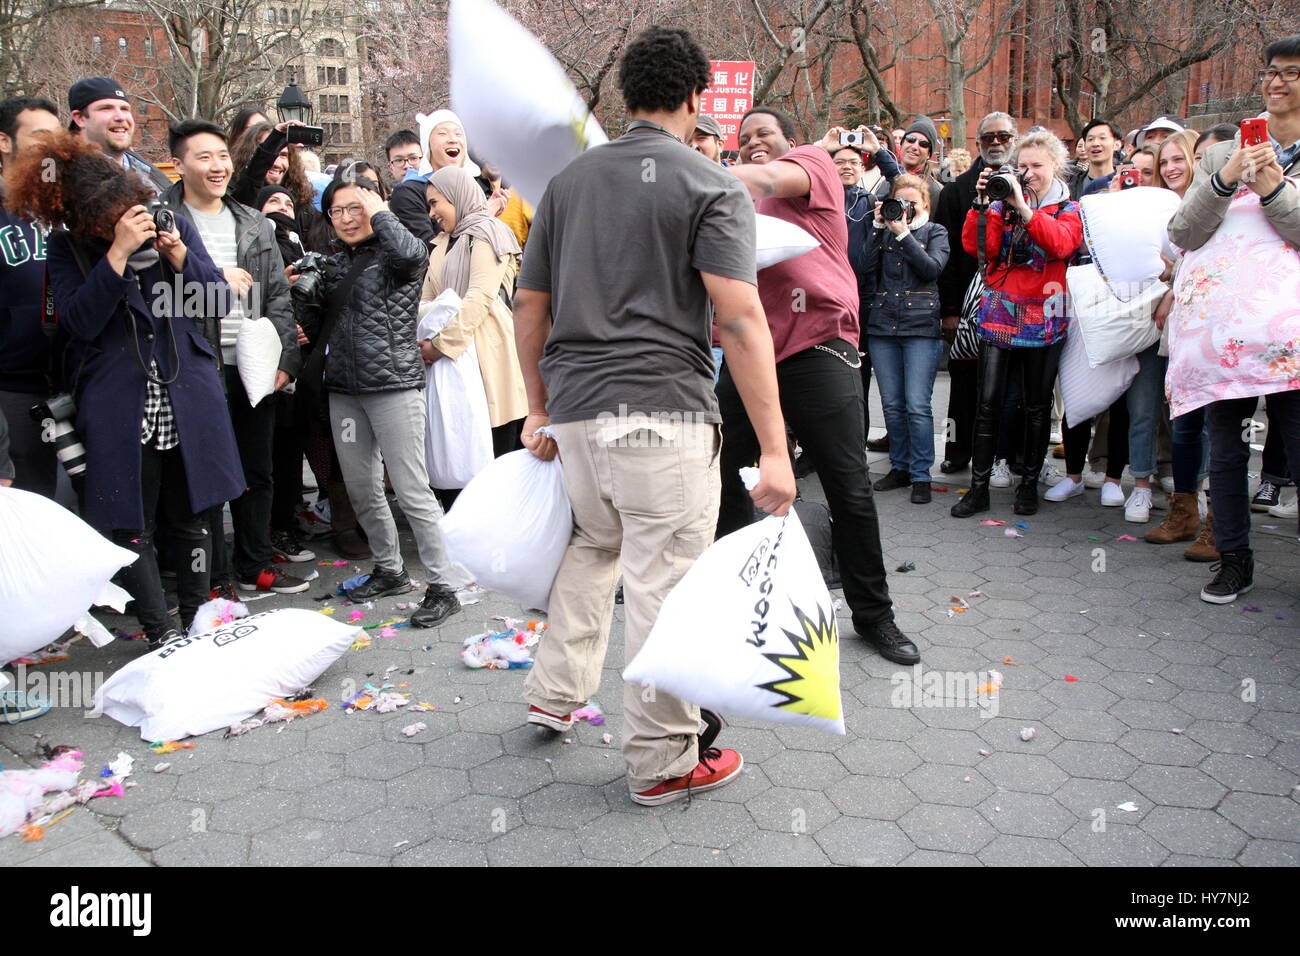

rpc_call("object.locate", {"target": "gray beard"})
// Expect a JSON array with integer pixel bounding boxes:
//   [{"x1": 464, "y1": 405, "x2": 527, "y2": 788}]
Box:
[{"x1": 982, "y1": 149, "x2": 1011, "y2": 167}]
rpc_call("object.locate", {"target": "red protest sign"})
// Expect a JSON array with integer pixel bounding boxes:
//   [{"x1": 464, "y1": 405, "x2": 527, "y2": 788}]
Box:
[{"x1": 705, "y1": 60, "x2": 755, "y2": 151}]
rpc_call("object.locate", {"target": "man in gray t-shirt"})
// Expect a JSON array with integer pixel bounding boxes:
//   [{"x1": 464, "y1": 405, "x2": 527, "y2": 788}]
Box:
[{"x1": 512, "y1": 26, "x2": 795, "y2": 807}]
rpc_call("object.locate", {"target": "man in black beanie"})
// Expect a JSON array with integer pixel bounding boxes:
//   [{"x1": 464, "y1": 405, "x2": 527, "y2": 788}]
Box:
[{"x1": 898, "y1": 115, "x2": 942, "y2": 209}]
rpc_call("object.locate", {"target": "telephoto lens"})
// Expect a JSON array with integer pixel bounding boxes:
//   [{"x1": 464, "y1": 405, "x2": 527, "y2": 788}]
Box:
[{"x1": 29, "y1": 393, "x2": 88, "y2": 479}]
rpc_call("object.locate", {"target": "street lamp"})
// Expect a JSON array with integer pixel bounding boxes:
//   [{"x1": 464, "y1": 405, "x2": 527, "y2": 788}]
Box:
[{"x1": 276, "y1": 77, "x2": 313, "y2": 125}]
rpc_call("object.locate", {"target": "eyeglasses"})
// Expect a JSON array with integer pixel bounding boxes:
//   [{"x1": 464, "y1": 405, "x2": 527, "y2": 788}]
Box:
[
  {"x1": 1258, "y1": 66, "x2": 1300, "y2": 83},
  {"x1": 902, "y1": 134, "x2": 931, "y2": 149},
  {"x1": 979, "y1": 131, "x2": 1014, "y2": 145},
  {"x1": 326, "y1": 203, "x2": 365, "y2": 221},
  {"x1": 834, "y1": 159, "x2": 864, "y2": 168},
  {"x1": 388, "y1": 153, "x2": 423, "y2": 167}
]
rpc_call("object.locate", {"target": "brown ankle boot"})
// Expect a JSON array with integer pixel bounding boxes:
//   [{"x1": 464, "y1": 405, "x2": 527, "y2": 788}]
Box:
[
  {"x1": 1184, "y1": 504, "x2": 1219, "y2": 562},
  {"x1": 1146, "y1": 492, "x2": 1200, "y2": 544}
]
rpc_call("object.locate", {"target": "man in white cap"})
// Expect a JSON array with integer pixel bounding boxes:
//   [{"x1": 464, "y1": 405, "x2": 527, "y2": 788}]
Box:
[
  {"x1": 1137, "y1": 115, "x2": 1186, "y2": 149},
  {"x1": 389, "y1": 109, "x2": 491, "y2": 243}
]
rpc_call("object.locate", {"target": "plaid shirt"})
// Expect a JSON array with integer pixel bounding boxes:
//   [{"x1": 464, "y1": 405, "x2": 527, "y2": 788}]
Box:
[{"x1": 140, "y1": 361, "x2": 179, "y2": 450}]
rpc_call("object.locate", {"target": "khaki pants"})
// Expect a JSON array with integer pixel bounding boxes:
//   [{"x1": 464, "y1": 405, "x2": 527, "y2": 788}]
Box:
[{"x1": 524, "y1": 418, "x2": 720, "y2": 793}]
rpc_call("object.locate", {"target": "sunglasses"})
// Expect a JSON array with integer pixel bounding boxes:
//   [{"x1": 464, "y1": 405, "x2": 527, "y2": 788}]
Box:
[
  {"x1": 902, "y1": 134, "x2": 931, "y2": 149},
  {"x1": 979, "y1": 131, "x2": 1014, "y2": 145}
]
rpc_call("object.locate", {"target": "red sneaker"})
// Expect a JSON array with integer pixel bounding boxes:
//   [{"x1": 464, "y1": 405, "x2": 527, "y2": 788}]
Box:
[
  {"x1": 631, "y1": 748, "x2": 744, "y2": 806},
  {"x1": 527, "y1": 705, "x2": 574, "y2": 732}
]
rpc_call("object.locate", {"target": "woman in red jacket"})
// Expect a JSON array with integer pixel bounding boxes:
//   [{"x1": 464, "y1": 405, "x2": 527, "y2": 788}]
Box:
[{"x1": 952, "y1": 131, "x2": 1082, "y2": 518}]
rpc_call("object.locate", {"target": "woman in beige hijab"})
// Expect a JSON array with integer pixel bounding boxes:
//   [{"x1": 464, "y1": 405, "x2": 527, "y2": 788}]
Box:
[{"x1": 419, "y1": 165, "x2": 528, "y2": 455}]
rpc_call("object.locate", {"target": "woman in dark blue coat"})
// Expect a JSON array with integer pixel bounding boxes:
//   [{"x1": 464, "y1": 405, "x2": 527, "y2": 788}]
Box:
[
  {"x1": 861, "y1": 173, "x2": 951, "y2": 503},
  {"x1": 9, "y1": 132, "x2": 245, "y2": 645}
]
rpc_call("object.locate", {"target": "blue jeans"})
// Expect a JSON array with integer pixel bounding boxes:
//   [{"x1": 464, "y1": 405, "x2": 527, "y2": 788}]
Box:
[
  {"x1": 1125, "y1": 344, "x2": 1167, "y2": 478},
  {"x1": 1171, "y1": 406, "x2": 1208, "y2": 494},
  {"x1": 867, "y1": 335, "x2": 943, "y2": 482}
]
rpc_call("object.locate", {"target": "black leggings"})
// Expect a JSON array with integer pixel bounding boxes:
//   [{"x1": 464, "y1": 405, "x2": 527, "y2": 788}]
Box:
[
  {"x1": 970, "y1": 341, "x2": 1062, "y2": 482},
  {"x1": 1063, "y1": 400, "x2": 1130, "y2": 478}
]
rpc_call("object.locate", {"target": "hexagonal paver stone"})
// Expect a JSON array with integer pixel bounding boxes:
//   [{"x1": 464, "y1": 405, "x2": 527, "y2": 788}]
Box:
[
  {"x1": 1052, "y1": 779, "x2": 1150, "y2": 827},
  {"x1": 386, "y1": 766, "x2": 473, "y2": 809},
  {"x1": 644, "y1": 844, "x2": 733, "y2": 866},
  {"x1": 249, "y1": 818, "x2": 351, "y2": 865},
  {"x1": 1044, "y1": 708, "x2": 1127, "y2": 743},
  {"x1": 1060, "y1": 820, "x2": 1169, "y2": 866},
  {"x1": 1140, "y1": 806, "x2": 1248, "y2": 859},
  {"x1": 1109, "y1": 699, "x2": 1193, "y2": 732},
  {"x1": 151, "y1": 832, "x2": 250, "y2": 867},
  {"x1": 658, "y1": 798, "x2": 755, "y2": 849},
  {"x1": 576, "y1": 811, "x2": 669, "y2": 863},
  {"x1": 1116, "y1": 729, "x2": 1209, "y2": 767},
  {"x1": 908, "y1": 728, "x2": 988, "y2": 766},
  {"x1": 728, "y1": 830, "x2": 832, "y2": 866},
  {"x1": 217, "y1": 724, "x2": 308, "y2": 765},
  {"x1": 1047, "y1": 741, "x2": 1140, "y2": 781},
  {"x1": 815, "y1": 817, "x2": 914, "y2": 865},
  {"x1": 1217, "y1": 792, "x2": 1300, "y2": 842},
  {"x1": 745, "y1": 786, "x2": 840, "y2": 834},
  {"x1": 345, "y1": 740, "x2": 423, "y2": 781},
  {"x1": 424, "y1": 732, "x2": 505, "y2": 770},
  {"x1": 1185, "y1": 721, "x2": 1277, "y2": 755},
  {"x1": 518, "y1": 782, "x2": 610, "y2": 829},
  {"x1": 431, "y1": 794, "x2": 521, "y2": 843},
  {"x1": 825, "y1": 774, "x2": 919, "y2": 820},
  {"x1": 173, "y1": 761, "x2": 263, "y2": 803},
  {"x1": 342, "y1": 806, "x2": 439, "y2": 857},
  {"x1": 1129, "y1": 766, "x2": 1227, "y2": 810},
  {"x1": 307, "y1": 719, "x2": 381, "y2": 753},
  {"x1": 1041, "y1": 679, "x2": 1118, "y2": 711},
  {"x1": 1237, "y1": 840, "x2": 1300, "y2": 867},
  {"x1": 978, "y1": 752, "x2": 1068, "y2": 794},
  {"x1": 459, "y1": 700, "x2": 532, "y2": 735},
  {"x1": 898, "y1": 804, "x2": 996, "y2": 854},
  {"x1": 759, "y1": 749, "x2": 849, "y2": 789},
  {"x1": 903, "y1": 763, "x2": 996, "y2": 807},
  {"x1": 486, "y1": 824, "x2": 584, "y2": 866},
  {"x1": 1170, "y1": 689, "x2": 1256, "y2": 722},
  {"x1": 261, "y1": 750, "x2": 347, "y2": 790},
  {"x1": 209, "y1": 789, "x2": 301, "y2": 834},
  {"x1": 117, "y1": 799, "x2": 208, "y2": 851},
  {"x1": 300, "y1": 776, "x2": 385, "y2": 821},
  {"x1": 548, "y1": 747, "x2": 626, "y2": 787},
  {"x1": 391, "y1": 836, "x2": 488, "y2": 867},
  {"x1": 977, "y1": 792, "x2": 1075, "y2": 838},
  {"x1": 834, "y1": 739, "x2": 922, "y2": 777},
  {"x1": 468, "y1": 755, "x2": 554, "y2": 799},
  {"x1": 978, "y1": 835, "x2": 1082, "y2": 867}
]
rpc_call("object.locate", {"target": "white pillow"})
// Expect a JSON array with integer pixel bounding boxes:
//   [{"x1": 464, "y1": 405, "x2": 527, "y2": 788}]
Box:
[
  {"x1": 756, "y1": 214, "x2": 820, "y2": 269},
  {"x1": 1058, "y1": 322, "x2": 1139, "y2": 429},
  {"x1": 1080, "y1": 187, "x2": 1181, "y2": 299},
  {"x1": 235, "y1": 316, "x2": 283, "y2": 407},
  {"x1": 96, "y1": 608, "x2": 359, "y2": 741},
  {"x1": 1067, "y1": 264, "x2": 1164, "y2": 367},
  {"x1": 624, "y1": 506, "x2": 845, "y2": 735},
  {"x1": 449, "y1": 0, "x2": 607, "y2": 207}
]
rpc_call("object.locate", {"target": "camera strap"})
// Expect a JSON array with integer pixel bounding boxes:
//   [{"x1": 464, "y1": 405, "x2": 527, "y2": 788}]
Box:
[{"x1": 39, "y1": 229, "x2": 94, "y2": 394}]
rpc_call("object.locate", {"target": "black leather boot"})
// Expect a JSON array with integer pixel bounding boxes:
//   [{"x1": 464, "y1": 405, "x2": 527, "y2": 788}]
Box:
[{"x1": 1014, "y1": 478, "x2": 1039, "y2": 515}]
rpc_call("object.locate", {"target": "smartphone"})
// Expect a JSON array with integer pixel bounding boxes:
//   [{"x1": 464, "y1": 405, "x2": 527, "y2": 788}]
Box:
[
  {"x1": 286, "y1": 124, "x2": 325, "y2": 147},
  {"x1": 1239, "y1": 117, "x2": 1269, "y2": 147},
  {"x1": 839, "y1": 130, "x2": 865, "y2": 147}
]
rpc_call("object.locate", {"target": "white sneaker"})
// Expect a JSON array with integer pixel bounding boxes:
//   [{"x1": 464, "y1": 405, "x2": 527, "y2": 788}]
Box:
[
  {"x1": 1082, "y1": 470, "x2": 1107, "y2": 489},
  {"x1": 1044, "y1": 476, "x2": 1084, "y2": 502},
  {"x1": 1039, "y1": 463, "x2": 1066, "y2": 488},
  {"x1": 1125, "y1": 487, "x2": 1153, "y2": 522},
  {"x1": 1159, "y1": 475, "x2": 1175, "y2": 494},
  {"x1": 990, "y1": 459, "x2": 1012, "y2": 488},
  {"x1": 1268, "y1": 494, "x2": 1298, "y2": 518},
  {"x1": 1100, "y1": 481, "x2": 1125, "y2": 507}
]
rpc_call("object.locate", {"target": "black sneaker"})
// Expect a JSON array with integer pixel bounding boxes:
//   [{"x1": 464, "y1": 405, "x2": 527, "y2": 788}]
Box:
[
  {"x1": 239, "y1": 567, "x2": 310, "y2": 594},
  {"x1": 1251, "y1": 480, "x2": 1282, "y2": 512},
  {"x1": 911, "y1": 481, "x2": 932, "y2": 504},
  {"x1": 409, "y1": 583, "x2": 461, "y2": 628},
  {"x1": 1200, "y1": 549, "x2": 1254, "y2": 604},
  {"x1": 346, "y1": 566, "x2": 414, "y2": 601},
  {"x1": 872, "y1": 469, "x2": 911, "y2": 492},
  {"x1": 147, "y1": 627, "x2": 184, "y2": 650},
  {"x1": 858, "y1": 619, "x2": 920, "y2": 665},
  {"x1": 939, "y1": 459, "x2": 968, "y2": 474},
  {"x1": 271, "y1": 530, "x2": 316, "y2": 563}
]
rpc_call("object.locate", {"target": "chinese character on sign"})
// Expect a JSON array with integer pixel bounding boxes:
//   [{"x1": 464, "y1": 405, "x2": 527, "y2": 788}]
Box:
[
  {"x1": 733, "y1": 98, "x2": 748, "y2": 112},
  {"x1": 713, "y1": 97, "x2": 728, "y2": 112},
  {"x1": 714, "y1": 71, "x2": 729, "y2": 86},
  {"x1": 735, "y1": 72, "x2": 750, "y2": 86}
]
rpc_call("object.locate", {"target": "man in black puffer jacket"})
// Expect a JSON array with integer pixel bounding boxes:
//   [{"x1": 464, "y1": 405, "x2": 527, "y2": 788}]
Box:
[{"x1": 291, "y1": 178, "x2": 462, "y2": 628}]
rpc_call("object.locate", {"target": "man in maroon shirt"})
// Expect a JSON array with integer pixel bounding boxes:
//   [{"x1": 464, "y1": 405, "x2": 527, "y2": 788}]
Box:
[{"x1": 717, "y1": 107, "x2": 919, "y2": 665}]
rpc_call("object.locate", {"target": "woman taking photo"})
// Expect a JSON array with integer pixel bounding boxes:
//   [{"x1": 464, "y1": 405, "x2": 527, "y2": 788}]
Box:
[
  {"x1": 5, "y1": 132, "x2": 244, "y2": 647},
  {"x1": 419, "y1": 166, "x2": 527, "y2": 458},
  {"x1": 231, "y1": 120, "x2": 318, "y2": 239},
  {"x1": 862, "y1": 174, "x2": 950, "y2": 503},
  {"x1": 952, "y1": 130, "x2": 1082, "y2": 517}
]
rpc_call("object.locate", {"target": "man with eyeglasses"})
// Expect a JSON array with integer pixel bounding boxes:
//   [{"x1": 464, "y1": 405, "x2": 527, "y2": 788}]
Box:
[
  {"x1": 1168, "y1": 33, "x2": 1300, "y2": 605},
  {"x1": 898, "y1": 117, "x2": 942, "y2": 209},
  {"x1": 385, "y1": 129, "x2": 423, "y2": 185},
  {"x1": 934, "y1": 111, "x2": 1017, "y2": 474}
]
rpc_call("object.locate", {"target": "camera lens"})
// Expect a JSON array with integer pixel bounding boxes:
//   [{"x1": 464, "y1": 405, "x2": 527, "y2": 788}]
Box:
[{"x1": 881, "y1": 198, "x2": 905, "y2": 221}]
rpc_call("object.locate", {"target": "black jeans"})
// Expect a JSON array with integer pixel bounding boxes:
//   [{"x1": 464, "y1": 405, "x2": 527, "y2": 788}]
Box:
[
  {"x1": 271, "y1": 389, "x2": 305, "y2": 531},
  {"x1": 223, "y1": 365, "x2": 277, "y2": 579},
  {"x1": 1206, "y1": 391, "x2": 1300, "y2": 551},
  {"x1": 944, "y1": 358, "x2": 978, "y2": 464},
  {"x1": 1064, "y1": 398, "x2": 1130, "y2": 478},
  {"x1": 970, "y1": 340, "x2": 1062, "y2": 485},
  {"x1": 0, "y1": 389, "x2": 58, "y2": 498},
  {"x1": 717, "y1": 338, "x2": 894, "y2": 630},
  {"x1": 111, "y1": 444, "x2": 211, "y2": 637}
]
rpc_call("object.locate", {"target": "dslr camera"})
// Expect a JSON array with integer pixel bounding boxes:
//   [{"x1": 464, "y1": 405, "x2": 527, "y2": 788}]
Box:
[
  {"x1": 986, "y1": 164, "x2": 1030, "y2": 202},
  {"x1": 880, "y1": 197, "x2": 916, "y2": 223},
  {"x1": 29, "y1": 393, "x2": 88, "y2": 480},
  {"x1": 289, "y1": 251, "x2": 328, "y2": 297}
]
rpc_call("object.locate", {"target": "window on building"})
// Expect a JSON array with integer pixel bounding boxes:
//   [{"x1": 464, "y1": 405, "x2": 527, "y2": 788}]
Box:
[
  {"x1": 317, "y1": 66, "x2": 326, "y2": 85},
  {"x1": 291, "y1": 10, "x2": 299, "y2": 24},
  {"x1": 327, "y1": 66, "x2": 337, "y2": 84},
  {"x1": 118, "y1": 36, "x2": 127, "y2": 56},
  {"x1": 340, "y1": 95, "x2": 348, "y2": 112},
  {"x1": 268, "y1": 9, "x2": 276, "y2": 22},
  {"x1": 92, "y1": 35, "x2": 102, "y2": 54},
  {"x1": 338, "y1": 66, "x2": 347, "y2": 84},
  {"x1": 145, "y1": 35, "x2": 154, "y2": 57},
  {"x1": 279, "y1": 9, "x2": 288, "y2": 24}
]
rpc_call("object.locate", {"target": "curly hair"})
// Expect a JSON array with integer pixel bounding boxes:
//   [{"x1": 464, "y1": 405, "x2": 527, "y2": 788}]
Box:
[
  {"x1": 3, "y1": 129, "x2": 154, "y2": 242},
  {"x1": 618, "y1": 27, "x2": 712, "y2": 114},
  {"x1": 1012, "y1": 130, "x2": 1069, "y2": 178},
  {"x1": 231, "y1": 121, "x2": 313, "y2": 211}
]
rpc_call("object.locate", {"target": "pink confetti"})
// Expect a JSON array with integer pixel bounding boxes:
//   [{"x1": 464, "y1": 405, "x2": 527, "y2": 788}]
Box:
[
  {"x1": 979, "y1": 519, "x2": 1005, "y2": 526},
  {"x1": 1004, "y1": 528, "x2": 1023, "y2": 537},
  {"x1": 379, "y1": 627, "x2": 399, "y2": 638},
  {"x1": 1115, "y1": 534, "x2": 1137, "y2": 542},
  {"x1": 1064, "y1": 675, "x2": 1080, "y2": 682},
  {"x1": 1241, "y1": 605, "x2": 1261, "y2": 612},
  {"x1": 348, "y1": 610, "x2": 366, "y2": 622}
]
